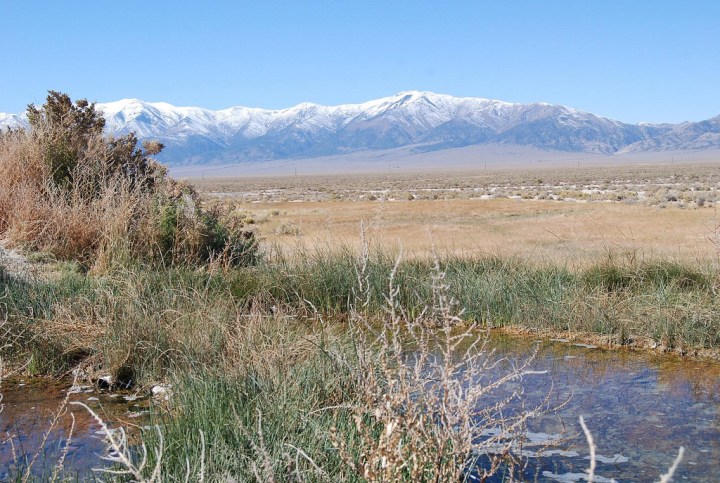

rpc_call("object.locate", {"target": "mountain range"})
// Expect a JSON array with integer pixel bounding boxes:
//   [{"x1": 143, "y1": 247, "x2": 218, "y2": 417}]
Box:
[{"x1": 2, "y1": 91, "x2": 719, "y2": 167}]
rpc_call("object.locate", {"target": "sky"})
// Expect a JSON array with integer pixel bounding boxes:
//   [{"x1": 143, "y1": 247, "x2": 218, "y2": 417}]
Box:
[{"x1": 1, "y1": 1, "x2": 719, "y2": 123}]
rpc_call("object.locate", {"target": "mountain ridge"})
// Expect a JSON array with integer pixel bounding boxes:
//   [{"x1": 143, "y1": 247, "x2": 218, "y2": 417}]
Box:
[{"x1": 1, "y1": 91, "x2": 718, "y2": 166}]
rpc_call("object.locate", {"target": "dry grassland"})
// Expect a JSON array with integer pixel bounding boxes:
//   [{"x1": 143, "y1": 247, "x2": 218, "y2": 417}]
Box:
[
  {"x1": 232, "y1": 199, "x2": 716, "y2": 262},
  {"x1": 193, "y1": 163, "x2": 720, "y2": 263}
]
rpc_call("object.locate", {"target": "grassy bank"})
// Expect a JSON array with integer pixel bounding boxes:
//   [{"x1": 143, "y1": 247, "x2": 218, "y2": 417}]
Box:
[
  {"x1": 249, "y1": 249, "x2": 720, "y2": 353},
  {"x1": 3, "y1": 249, "x2": 718, "y2": 381},
  {"x1": 1, "y1": 247, "x2": 706, "y2": 479},
  {"x1": 3, "y1": 251, "x2": 555, "y2": 480}
]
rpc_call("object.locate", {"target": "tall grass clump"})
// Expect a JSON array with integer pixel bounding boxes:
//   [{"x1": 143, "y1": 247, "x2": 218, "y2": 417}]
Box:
[
  {"x1": 0, "y1": 91, "x2": 257, "y2": 270},
  {"x1": 0, "y1": 265, "x2": 243, "y2": 380},
  {"x1": 0, "y1": 267, "x2": 94, "y2": 375},
  {"x1": 245, "y1": 245, "x2": 720, "y2": 353}
]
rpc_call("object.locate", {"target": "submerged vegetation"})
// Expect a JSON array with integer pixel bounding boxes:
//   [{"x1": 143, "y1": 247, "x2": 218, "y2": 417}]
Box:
[{"x1": 0, "y1": 92, "x2": 702, "y2": 480}]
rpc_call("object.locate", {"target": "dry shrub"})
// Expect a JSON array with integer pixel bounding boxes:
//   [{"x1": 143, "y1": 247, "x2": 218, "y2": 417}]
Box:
[
  {"x1": 0, "y1": 125, "x2": 153, "y2": 267},
  {"x1": 275, "y1": 221, "x2": 301, "y2": 236},
  {"x1": 331, "y1": 253, "x2": 551, "y2": 481},
  {"x1": 0, "y1": 92, "x2": 257, "y2": 270}
]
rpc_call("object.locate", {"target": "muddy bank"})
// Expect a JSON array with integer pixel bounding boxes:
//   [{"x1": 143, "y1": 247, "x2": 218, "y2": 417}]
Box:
[{"x1": 498, "y1": 325, "x2": 720, "y2": 361}]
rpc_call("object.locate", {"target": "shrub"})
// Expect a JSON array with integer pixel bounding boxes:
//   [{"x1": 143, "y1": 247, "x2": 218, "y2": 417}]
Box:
[
  {"x1": 0, "y1": 91, "x2": 257, "y2": 269},
  {"x1": 275, "y1": 221, "x2": 301, "y2": 236},
  {"x1": 153, "y1": 187, "x2": 258, "y2": 266}
]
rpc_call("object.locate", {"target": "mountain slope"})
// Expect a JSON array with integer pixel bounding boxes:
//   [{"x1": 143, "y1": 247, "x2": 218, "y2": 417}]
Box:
[
  {"x1": 1, "y1": 91, "x2": 717, "y2": 166},
  {"x1": 620, "y1": 115, "x2": 720, "y2": 152}
]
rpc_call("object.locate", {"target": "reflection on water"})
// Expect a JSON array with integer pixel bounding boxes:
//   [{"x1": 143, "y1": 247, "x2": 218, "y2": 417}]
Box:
[
  {"x1": 482, "y1": 334, "x2": 720, "y2": 481},
  {"x1": 0, "y1": 378, "x2": 151, "y2": 480},
  {"x1": 1, "y1": 336, "x2": 719, "y2": 481}
]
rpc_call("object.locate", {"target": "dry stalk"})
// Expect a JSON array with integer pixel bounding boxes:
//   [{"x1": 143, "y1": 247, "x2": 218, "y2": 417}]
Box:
[
  {"x1": 657, "y1": 447, "x2": 685, "y2": 483},
  {"x1": 71, "y1": 401, "x2": 163, "y2": 482},
  {"x1": 579, "y1": 416, "x2": 685, "y2": 483},
  {"x1": 579, "y1": 416, "x2": 596, "y2": 482},
  {"x1": 247, "y1": 409, "x2": 277, "y2": 483},
  {"x1": 0, "y1": 324, "x2": 4, "y2": 416},
  {"x1": 50, "y1": 412, "x2": 76, "y2": 482},
  {"x1": 71, "y1": 400, "x2": 208, "y2": 482},
  {"x1": 333, "y1": 245, "x2": 552, "y2": 481},
  {"x1": 20, "y1": 376, "x2": 77, "y2": 482}
]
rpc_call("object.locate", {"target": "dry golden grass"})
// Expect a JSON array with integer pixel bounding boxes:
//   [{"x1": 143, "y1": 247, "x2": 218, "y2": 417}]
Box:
[
  {"x1": 215, "y1": 198, "x2": 717, "y2": 263},
  {"x1": 0, "y1": 124, "x2": 149, "y2": 266},
  {"x1": 193, "y1": 163, "x2": 720, "y2": 263},
  {"x1": 0, "y1": 112, "x2": 257, "y2": 270}
]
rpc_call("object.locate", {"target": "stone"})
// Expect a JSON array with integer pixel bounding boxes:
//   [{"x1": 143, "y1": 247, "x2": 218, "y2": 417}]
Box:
[{"x1": 96, "y1": 375, "x2": 113, "y2": 389}]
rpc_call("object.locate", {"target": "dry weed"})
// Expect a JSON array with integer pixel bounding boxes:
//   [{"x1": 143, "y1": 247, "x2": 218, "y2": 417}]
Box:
[
  {"x1": 578, "y1": 416, "x2": 684, "y2": 483},
  {"x1": 330, "y1": 247, "x2": 552, "y2": 481},
  {"x1": 0, "y1": 121, "x2": 156, "y2": 267},
  {"x1": 0, "y1": 95, "x2": 258, "y2": 270}
]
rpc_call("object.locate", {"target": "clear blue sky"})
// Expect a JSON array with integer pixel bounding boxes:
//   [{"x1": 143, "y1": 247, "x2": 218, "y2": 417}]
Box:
[{"x1": 1, "y1": 1, "x2": 718, "y2": 123}]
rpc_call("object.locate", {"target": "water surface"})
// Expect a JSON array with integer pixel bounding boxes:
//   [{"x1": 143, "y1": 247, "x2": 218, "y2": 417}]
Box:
[
  {"x1": 1, "y1": 336, "x2": 718, "y2": 481},
  {"x1": 0, "y1": 378, "x2": 151, "y2": 480},
  {"x1": 483, "y1": 334, "x2": 720, "y2": 481}
]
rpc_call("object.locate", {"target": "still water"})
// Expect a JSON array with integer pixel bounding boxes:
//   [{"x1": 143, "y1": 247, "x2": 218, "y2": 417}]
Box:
[
  {"x1": 1, "y1": 335, "x2": 718, "y2": 481},
  {"x1": 482, "y1": 335, "x2": 720, "y2": 481},
  {"x1": 0, "y1": 378, "x2": 151, "y2": 480}
]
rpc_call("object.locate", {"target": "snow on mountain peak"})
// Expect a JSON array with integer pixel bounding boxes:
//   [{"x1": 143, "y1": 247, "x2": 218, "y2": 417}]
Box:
[
  {"x1": 2, "y1": 91, "x2": 718, "y2": 165},
  {"x1": 97, "y1": 98, "x2": 147, "y2": 114},
  {"x1": 88, "y1": 91, "x2": 525, "y2": 127}
]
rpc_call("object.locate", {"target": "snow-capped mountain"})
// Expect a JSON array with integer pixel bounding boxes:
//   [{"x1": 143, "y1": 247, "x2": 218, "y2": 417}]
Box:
[
  {"x1": 0, "y1": 112, "x2": 25, "y2": 130},
  {"x1": 2, "y1": 91, "x2": 718, "y2": 166}
]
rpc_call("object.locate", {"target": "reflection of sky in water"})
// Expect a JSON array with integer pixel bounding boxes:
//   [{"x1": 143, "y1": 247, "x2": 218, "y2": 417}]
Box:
[
  {"x1": 0, "y1": 380, "x2": 149, "y2": 480},
  {"x1": 479, "y1": 335, "x2": 720, "y2": 481}
]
